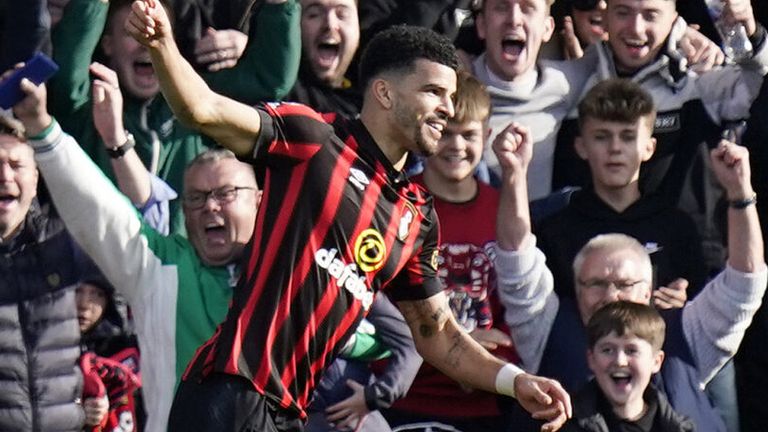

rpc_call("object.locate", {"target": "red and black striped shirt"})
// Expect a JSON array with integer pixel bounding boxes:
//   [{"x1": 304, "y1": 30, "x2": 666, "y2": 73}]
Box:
[{"x1": 183, "y1": 103, "x2": 442, "y2": 418}]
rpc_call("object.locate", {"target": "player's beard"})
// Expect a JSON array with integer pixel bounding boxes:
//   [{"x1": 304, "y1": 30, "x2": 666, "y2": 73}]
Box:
[{"x1": 393, "y1": 101, "x2": 440, "y2": 157}]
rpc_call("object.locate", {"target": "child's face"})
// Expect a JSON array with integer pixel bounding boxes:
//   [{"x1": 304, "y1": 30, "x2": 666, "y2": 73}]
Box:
[
  {"x1": 605, "y1": 0, "x2": 678, "y2": 74},
  {"x1": 575, "y1": 116, "x2": 655, "y2": 193},
  {"x1": 76, "y1": 282, "x2": 108, "y2": 333},
  {"x1": 425, "y1": 119, "x2": 487, "y2": 183},
  {"x1": 587, "y1": 331, "x2": 664, "y2": 417}
]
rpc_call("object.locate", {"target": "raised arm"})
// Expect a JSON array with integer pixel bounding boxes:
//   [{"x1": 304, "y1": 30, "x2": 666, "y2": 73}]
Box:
[
  {"x1": 91, "y1": 62, "x2": 150, "y2": 207},
  {"x1": 397, "y1": 292, "x2": 572, "y2": 432},
  {"x1": 48, "y1": 0, "x2": 108, "y2": 130},
  {"x1": 125, "y1": 0, "x2": 261, "y2": 157},
  {"x1": 683, "y1": 140, "x2": 768, "y2": 384},
  {"x1": 495, "y1": 122, "x2": 534, "y2": 252},
  {"x1": 712, "y1": 141, "x2": 763, "y2": 272},
  {"x1": 493, "y1": 123, "x2": 560, "y2": 374},
  {"x1": 13, "y1": 76, "x2": 168, "y2": 306}
]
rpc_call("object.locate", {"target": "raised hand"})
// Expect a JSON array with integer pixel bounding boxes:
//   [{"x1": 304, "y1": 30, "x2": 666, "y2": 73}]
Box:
[
  {"x1": 2, "y1": 64, "x2": 51, "y2": 136},
  {"x1": 710, "y1": 140, "x2": 754, "y2": 201},
  {"x1": 679, "y1": 25, "x2": 725, "y2": 73},
  {"x1": 514, "y1": 373, "x2": 572, "y2": 432},
  {"x1": 90, "y1": 62, "x2": 128, "y2": 148},
  {"x1": 195, "y1": 28, "x2": 248, "y2": 72},
  {"x1": 126, "y1": 0, "x2": 174, "y2": 48},
  {"x1": 492, "y1": 122, "x2": 532, "y2": 184},
  {"x1": 562, "y1": 16, "x2": 584, "y2": 60}
]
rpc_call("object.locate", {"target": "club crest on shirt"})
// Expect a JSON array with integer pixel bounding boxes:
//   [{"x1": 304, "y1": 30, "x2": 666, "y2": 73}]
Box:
[
  {"x1": 398, "y1": 201, "x2": 417, "y2": 242},
  {"x1": 354, "y1": 228, "x2": 387, "y2": 272}
]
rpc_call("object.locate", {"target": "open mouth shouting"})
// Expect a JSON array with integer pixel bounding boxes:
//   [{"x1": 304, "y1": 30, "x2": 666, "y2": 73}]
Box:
[
  {"x1": 501, "y1": 35, "x2": 526, "y2": 60},
  {"x1": 0, "y1": 192, "x2": 19, "y2": 212},
  {"x1": 315, "y1": 39, "x2": 341, "y2": 69},
  {"x1": 133, "y1": 57, "x2": 157, "y2": 87},
  {"x1": 610, "y1": 370, "x2": 633, "y2": 390},
  {"x1": 204, "y1": 220, "x2": 228, "y2": 245}
]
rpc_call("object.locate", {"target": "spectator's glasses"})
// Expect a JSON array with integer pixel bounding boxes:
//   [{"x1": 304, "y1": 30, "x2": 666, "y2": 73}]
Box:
[
  {"x1": 571, "y1": 0, "x2": 601, "y2": 11},
  {"x1": 577, "y1": 278, "x2": 646, "y2": 292},
  {"x1": 183, "y1": 186, "x2": 256, "y2": 209}
]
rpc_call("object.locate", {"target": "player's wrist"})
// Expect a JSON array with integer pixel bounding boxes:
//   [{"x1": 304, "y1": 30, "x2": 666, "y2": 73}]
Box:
[{"x1": 495, "y1": 363, "x2": 524, "y2": 398}]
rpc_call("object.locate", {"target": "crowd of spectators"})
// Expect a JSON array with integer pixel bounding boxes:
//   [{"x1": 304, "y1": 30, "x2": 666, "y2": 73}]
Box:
[{"x1": 0, "y1": 0, "x2": 767, "y2": 431}]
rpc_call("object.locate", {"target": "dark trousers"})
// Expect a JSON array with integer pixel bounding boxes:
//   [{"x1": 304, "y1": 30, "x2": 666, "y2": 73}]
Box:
[{"x1": 168, "y1": 373, "x2": 304, "y2": 432}]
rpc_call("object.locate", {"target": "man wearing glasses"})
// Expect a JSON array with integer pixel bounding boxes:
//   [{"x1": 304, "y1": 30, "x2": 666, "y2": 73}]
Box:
[
  {"x1": 10, "y1": 74, "x2": 261, "y2": 432},
  {"x1": 490, "y1": 104, "x2": 766, "y2": 431}
]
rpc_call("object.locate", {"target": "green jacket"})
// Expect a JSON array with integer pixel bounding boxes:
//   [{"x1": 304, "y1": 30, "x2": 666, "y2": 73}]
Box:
[{"x1": 49, "y1": 0, "x2": 300, "y2": 234}]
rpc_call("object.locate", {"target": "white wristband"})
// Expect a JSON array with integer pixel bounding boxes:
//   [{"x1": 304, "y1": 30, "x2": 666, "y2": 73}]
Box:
[{"x1": 495, "y1": 363, "x2": 524, "y2": 398}]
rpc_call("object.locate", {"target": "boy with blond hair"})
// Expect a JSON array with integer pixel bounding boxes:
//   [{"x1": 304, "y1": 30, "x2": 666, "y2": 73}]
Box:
[{"x1": 385, "y1": 71, "x2": 518, "y2": 432}]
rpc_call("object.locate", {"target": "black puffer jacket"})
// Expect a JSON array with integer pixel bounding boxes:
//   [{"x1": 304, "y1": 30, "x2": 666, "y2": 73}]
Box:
[{"x1": 0, "y1": 201, "x2": 84, "y2": 431}]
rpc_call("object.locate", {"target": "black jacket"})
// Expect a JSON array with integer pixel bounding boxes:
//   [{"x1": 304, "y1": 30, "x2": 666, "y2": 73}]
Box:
[
  {"x1": 536, "y1": 188, "x2": 707, "y2": 299},
  {"x1": 565, "y1": 380, "x2": 694, "y2": 432}
]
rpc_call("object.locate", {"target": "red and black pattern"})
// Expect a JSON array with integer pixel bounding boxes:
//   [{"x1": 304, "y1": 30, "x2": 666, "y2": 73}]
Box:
[{"x1": 184, "y1": 103, "x2": 442, "y2": 418}]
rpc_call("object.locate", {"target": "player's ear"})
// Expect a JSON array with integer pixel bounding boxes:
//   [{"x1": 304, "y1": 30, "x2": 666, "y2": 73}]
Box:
[{"x1": 372, "y1": 78, "x2": 394, "y2": 110}]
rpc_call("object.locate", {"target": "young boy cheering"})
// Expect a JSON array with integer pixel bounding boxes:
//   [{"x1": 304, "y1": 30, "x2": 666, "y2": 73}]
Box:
[{"x1": 565, "y1": 300, "x2": 693, "y2": 431}]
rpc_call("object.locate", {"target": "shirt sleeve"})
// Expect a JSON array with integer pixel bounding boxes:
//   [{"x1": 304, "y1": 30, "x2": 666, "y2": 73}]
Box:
[
  {"x1": 138, "y1": 175, "x2": 179, "y2": 236},
  {"x1": 385, "y1": 214, "x2": 443, "y2": 302},
  {"x1": 248, "y1": 103, "x2": 332, "y2": 164}
]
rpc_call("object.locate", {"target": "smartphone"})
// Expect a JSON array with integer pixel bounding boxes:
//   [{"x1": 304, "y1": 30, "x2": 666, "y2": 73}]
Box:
[{"x1": 0, "y1": 52, "x2": 59, "y2": 109}]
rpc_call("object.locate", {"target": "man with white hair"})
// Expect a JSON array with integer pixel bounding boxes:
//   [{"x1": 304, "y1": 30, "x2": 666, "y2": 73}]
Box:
[{"x1": 491, "y1": 120, "x2": 766, "y2": 431}]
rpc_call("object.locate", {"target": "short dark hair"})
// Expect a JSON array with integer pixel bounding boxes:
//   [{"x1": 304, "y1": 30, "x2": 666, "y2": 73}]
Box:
[
  {"x1": 358, "y1": 24, "x2": 459, "y2": 90},
  {"x1": 578, "y1": 78, "x2": 656, "y2": 131},
  {"x1": 587, "y1": 301, "x2": 666, "y2": 352},
  {"x1": 453, "y1": 70, "x2": 491, "y2": 125}
]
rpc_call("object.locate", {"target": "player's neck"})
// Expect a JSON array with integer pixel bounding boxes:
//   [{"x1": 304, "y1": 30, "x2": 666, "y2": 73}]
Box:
[{"x1": 360, "y1": 108, "x2": 409, "y2": 170}]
